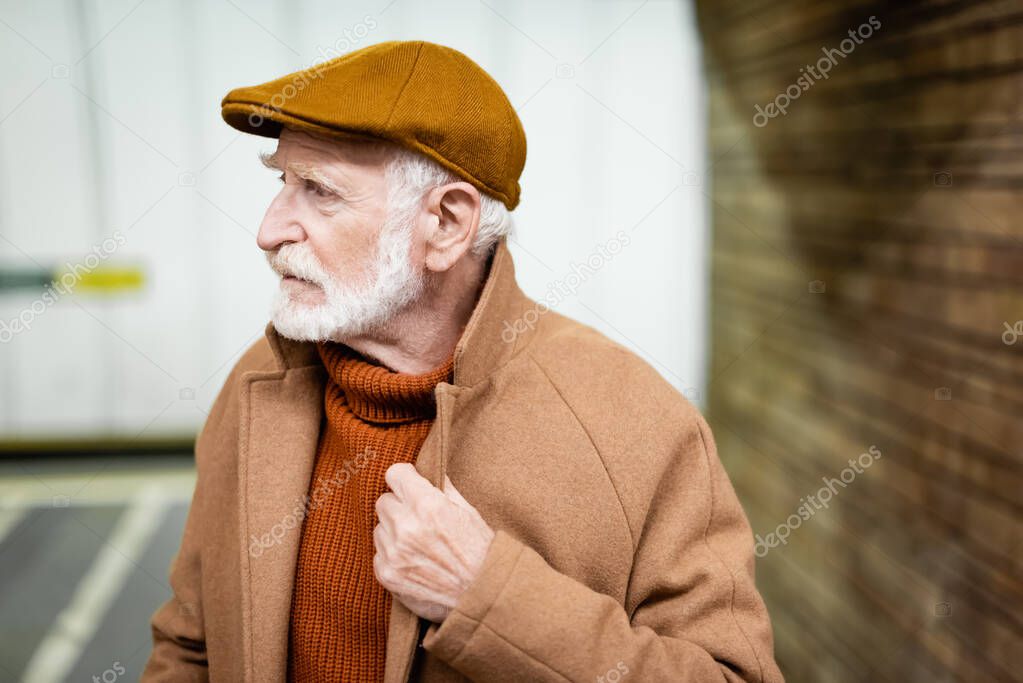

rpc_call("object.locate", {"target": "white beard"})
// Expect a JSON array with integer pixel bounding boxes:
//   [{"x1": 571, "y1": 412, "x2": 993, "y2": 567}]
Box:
[{"x1": 265, "y1": 215, "x2": 426, "y2": 343}]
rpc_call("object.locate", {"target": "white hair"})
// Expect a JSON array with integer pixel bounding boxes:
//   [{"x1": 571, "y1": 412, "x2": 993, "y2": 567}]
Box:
[{"x1": 382, "y1": 145, "x2": 515, "y2": 259}]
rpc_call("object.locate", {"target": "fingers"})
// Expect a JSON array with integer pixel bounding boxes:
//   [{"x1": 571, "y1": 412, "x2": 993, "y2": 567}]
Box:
[
  {"x1": 442, "y1": 474, "x2": 472, "y2": 509},
  {"x1": 374, "y1": 491, "x2": 401, "y2": 534},
  {"x1": 384, "y1": 463, "x2": 436, "y2": 502}
]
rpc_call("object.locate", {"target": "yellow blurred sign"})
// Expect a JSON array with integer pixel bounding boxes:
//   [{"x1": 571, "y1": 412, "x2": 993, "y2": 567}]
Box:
[{"x1": 63, "y1": 265, "x2": 146, "y2": 292}]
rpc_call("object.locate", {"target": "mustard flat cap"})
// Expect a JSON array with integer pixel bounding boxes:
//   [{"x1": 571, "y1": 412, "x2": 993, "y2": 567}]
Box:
[{"x1": 221, "y1": 40, "x2": 526, "y2": 210}]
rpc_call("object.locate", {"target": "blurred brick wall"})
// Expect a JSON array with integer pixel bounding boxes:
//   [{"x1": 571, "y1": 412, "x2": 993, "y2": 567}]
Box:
[{"x1": 694, "y1": 1, "x2": 1022, "y2": 680}]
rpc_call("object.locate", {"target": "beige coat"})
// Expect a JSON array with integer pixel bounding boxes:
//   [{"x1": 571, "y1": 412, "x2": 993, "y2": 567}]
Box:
[{"x1": 142, "y1": 237, "x2": 783, "y2": 682}]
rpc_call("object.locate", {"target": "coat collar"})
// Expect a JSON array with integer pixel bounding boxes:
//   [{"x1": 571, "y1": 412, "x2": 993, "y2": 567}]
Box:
[{"x1": 262, "y1": 235, "x2": 535, "y2": 387}]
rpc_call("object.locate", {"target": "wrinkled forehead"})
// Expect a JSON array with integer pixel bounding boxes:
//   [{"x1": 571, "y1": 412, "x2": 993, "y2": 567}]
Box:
[{"x1": 276, "y1": 127, "x2": 395, "y2": 170}]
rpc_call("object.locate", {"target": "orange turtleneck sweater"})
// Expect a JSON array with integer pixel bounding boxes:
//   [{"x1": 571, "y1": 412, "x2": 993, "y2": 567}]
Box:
[{"x1": 287, "y1": 341, "x2": 455, "y2": 683}]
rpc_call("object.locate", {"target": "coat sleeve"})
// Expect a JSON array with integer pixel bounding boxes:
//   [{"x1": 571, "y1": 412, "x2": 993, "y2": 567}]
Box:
[{"x1": 422, "y1": 413, "x2": 784, "y2": 683}]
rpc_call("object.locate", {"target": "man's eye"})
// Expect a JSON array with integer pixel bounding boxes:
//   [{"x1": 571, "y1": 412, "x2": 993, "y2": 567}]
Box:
[{"x1": 304, "y1": 179, "x2": 335, "y2": 198}]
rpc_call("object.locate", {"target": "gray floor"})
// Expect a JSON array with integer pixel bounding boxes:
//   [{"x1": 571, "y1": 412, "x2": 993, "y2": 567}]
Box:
[{"x1": 0, "y1": 456, "x2": 194, "y2": 683}]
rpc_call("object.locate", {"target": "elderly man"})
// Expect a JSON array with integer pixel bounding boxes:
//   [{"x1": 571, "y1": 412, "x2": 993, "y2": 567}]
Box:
[{"x1": 143, "y1": 40, "x2": 783, "y2": 683}]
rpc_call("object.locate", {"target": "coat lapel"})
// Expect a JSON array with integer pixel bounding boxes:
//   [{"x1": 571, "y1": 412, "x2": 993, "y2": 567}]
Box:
[
  {"x1": 383, "y1": 383, "x2": 461, "y2": 683},
  {"x1": 238, "y1": 325, "x2": 324, "y2": 682}
]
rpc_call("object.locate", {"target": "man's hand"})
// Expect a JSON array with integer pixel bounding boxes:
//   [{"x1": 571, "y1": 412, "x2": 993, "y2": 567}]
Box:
[{"x1": 373, "y1": 463, "x2": 495, "y2": 623}]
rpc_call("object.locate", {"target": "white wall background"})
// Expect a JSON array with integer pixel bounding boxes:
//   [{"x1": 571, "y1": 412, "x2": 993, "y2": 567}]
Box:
[{"x1": 0, "y1": 0, "x2": 707, "y2": 441}]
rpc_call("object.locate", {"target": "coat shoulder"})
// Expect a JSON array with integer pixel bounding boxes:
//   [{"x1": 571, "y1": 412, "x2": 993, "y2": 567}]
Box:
[
  {"x1": 529, "y1": 313, "x2": 700, "y2": 424},
  {"x1": 524, "y1": 315, "x2": 711, "y2": 537}
]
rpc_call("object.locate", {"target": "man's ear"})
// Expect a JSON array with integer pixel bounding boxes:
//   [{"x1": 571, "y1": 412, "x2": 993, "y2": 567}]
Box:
[{"x1": 423, "y1": 181, "x2": 481, "y2": 272}]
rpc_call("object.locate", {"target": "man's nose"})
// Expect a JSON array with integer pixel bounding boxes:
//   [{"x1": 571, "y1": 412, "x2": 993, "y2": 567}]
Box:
[{"x1": 257, "y1": 190, "x2": 305, "y2": 251}]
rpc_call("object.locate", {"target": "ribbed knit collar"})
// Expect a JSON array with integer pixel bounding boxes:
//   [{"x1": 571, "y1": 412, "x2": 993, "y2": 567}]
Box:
[{"x1": 316, "y1": 342, "x2": 455, "y2": 424}]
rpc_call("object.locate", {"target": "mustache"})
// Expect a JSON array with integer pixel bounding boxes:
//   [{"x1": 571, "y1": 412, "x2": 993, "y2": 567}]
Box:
[{"x1": 265, "y1": 245, "x2": 328, "y2": 285}]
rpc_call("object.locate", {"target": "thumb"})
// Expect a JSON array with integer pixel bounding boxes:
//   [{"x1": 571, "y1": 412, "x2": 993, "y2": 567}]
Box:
[{"x1": 442, "y1": 474, "x2": 472, "y2": 509}]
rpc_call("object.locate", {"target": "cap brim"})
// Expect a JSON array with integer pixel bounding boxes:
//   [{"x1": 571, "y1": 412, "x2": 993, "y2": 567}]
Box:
[{"x1": 221, "y1": 101, "x2": 389, "y2": 146}]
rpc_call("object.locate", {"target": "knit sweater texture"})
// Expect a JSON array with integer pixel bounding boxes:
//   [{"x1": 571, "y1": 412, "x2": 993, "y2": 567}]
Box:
[{"x1": 287, "y1": 341, "x2": 455, "y2": 682}]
